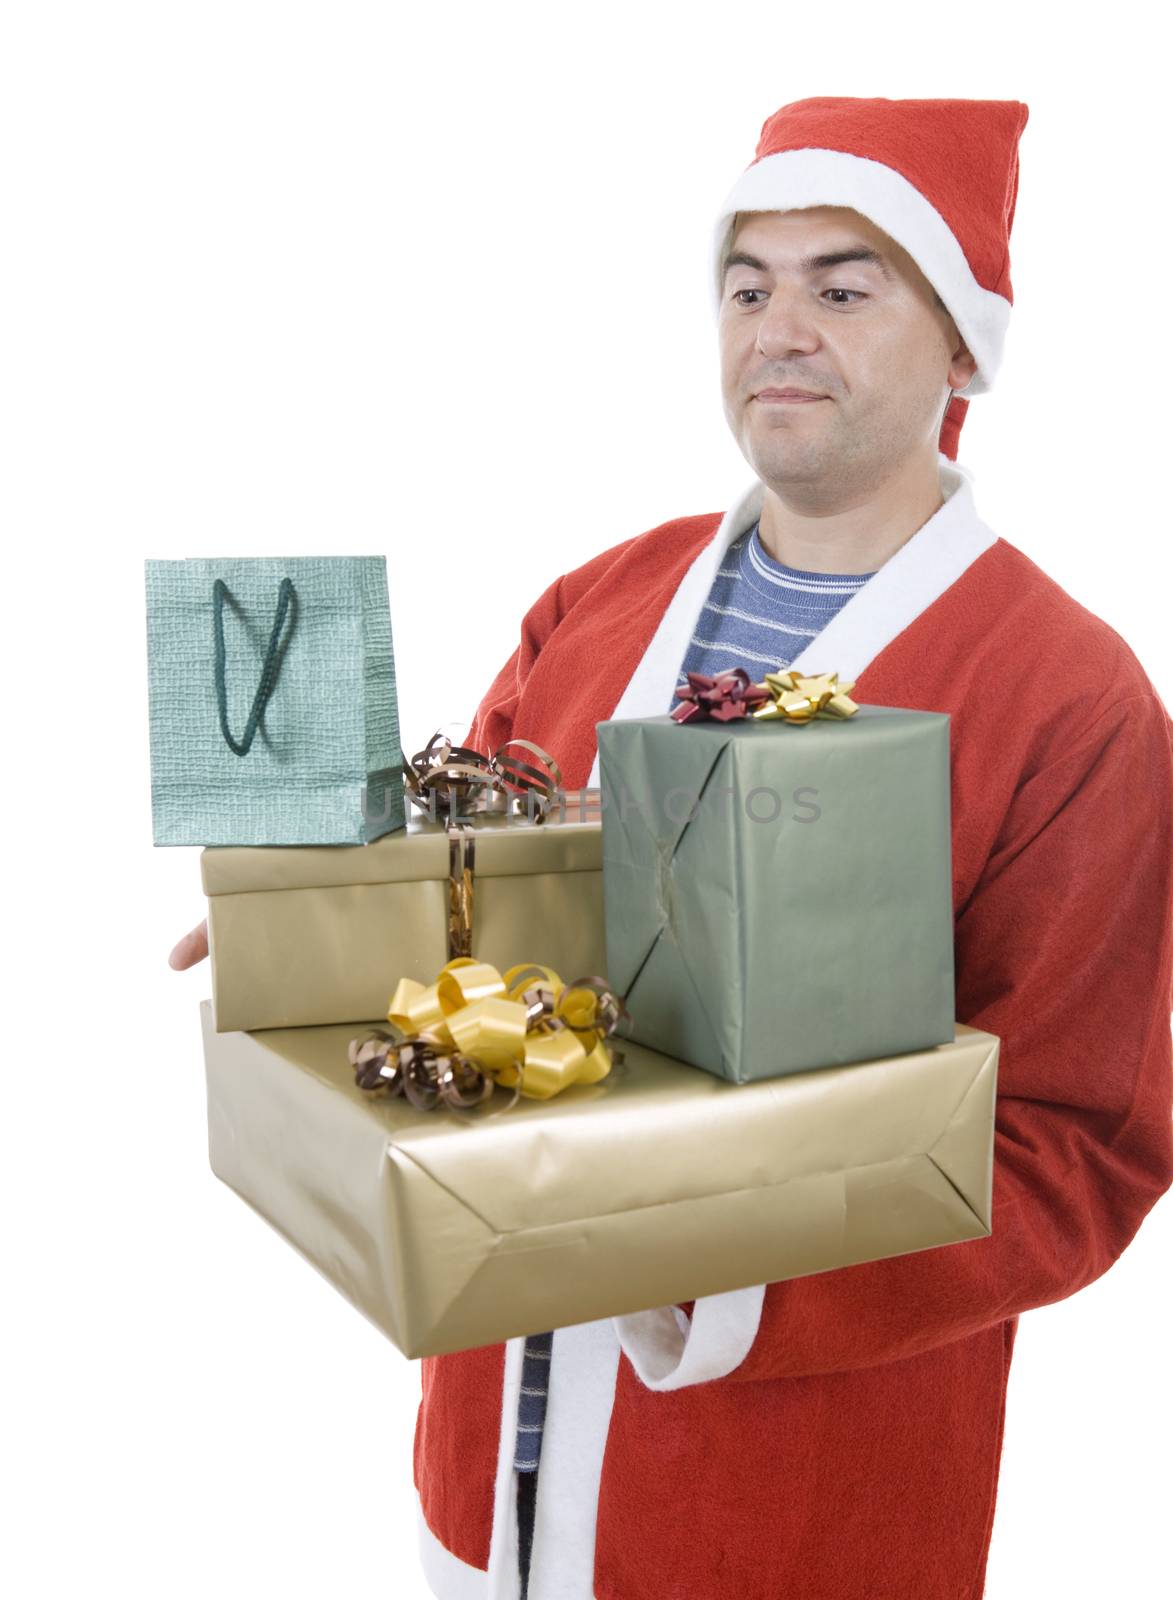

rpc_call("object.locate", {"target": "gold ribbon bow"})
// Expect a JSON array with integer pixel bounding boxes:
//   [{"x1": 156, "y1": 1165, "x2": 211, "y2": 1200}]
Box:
[
  {"x1": 751, "y1": 669, "x2": 860, "y2": 723},
  {"x1": 349, "y1": 958, "x2": 626, "y2": 1113}
]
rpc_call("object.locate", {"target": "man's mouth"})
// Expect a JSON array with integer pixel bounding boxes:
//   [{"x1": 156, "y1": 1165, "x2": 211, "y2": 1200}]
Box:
[{"x1": 754, "y1": 388, "x2": 827, "y2": 404}]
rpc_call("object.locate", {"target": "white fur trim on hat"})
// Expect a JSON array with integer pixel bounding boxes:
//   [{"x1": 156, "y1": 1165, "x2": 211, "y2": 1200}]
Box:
[{"x1": 711, "y1": 147, "x2": 1011, "y2": 398}]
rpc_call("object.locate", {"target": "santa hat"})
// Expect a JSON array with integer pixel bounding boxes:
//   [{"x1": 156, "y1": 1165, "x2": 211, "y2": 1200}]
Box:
[{"x1": 712, "y1": 96, "x2": 1030, "y2": 460}]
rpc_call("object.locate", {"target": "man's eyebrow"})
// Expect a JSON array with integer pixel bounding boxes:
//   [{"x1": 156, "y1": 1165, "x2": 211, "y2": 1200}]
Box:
[{"x1": 721, "y1": 246, "x2": 893, "y2": 283}]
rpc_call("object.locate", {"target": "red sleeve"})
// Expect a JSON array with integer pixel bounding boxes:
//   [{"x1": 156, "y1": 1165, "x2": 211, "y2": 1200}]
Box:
[
  {"x1": 459, "y1": 570, "x2": 566, "y2": 754},
  {"x1": 715, "y1": 687, "x2": 1173, "y2": 1382},
  {"x1": 460, "y1": 535, "x2": 641, "y2": 754}
]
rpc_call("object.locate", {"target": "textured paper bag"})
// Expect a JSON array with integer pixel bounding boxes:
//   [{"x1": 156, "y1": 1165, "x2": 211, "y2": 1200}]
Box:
[{"x1": 145, "y1": 555, "x2": 404, "y2": 845}]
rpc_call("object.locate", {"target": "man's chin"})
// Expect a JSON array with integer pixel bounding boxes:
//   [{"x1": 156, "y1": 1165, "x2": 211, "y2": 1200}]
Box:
[{"x1": 746, "y1": 448, "x2": 825, "y2": 486}]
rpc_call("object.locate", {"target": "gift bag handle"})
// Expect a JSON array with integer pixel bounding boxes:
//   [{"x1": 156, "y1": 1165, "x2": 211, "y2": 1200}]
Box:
[{"x1": 212, "y1": 576, "x2": 297, "y2": 756}]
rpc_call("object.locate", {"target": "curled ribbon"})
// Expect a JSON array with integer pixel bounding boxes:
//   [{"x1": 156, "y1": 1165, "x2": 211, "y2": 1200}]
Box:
[
  {"x1": 447, "y1": 823, "x2": 476, "y2": 959},
  {"x1": 403, "y1": 733, "x2": 564, "y2": 823},
  {"x1": 348, "y1": 958, "x2": 627, "y2": 1115},
  {"x1": 670, "y1": 668, "x2": 771, "y2": 724},
  {"x1": 750, "y1": 669, "x2": 859, "y2": 723}
]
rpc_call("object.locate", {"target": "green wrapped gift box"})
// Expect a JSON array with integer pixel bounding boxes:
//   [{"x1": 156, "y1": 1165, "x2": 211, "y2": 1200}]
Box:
[{"x1": 596, "y1": 706, "x2": 955, "y2": 1082}]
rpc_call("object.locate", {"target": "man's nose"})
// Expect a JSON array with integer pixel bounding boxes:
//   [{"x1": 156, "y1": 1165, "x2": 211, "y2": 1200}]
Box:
[{"x1": 754, "y1": 287, "x2": 821, "y2": 358}]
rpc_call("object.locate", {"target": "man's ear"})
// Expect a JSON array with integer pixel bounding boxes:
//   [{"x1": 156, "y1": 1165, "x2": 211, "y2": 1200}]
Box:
[
  {"x1": 948, "y1": 337, "x2": 978, "y2": 392},
  {"x1": 934, "y1": 297, "x2": 978, "y2": 392}
]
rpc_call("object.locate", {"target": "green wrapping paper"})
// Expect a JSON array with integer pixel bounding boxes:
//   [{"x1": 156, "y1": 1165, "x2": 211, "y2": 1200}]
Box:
[
  {"x1": 596, "y1": 706, "x2": 955, "y2": 1082},
  {"x1": 200, "y1": 801, "x2": 604, "y2": 1034},
  {"x1": 201, "y1": 1002, "x2": 998, "y2": 1358}
]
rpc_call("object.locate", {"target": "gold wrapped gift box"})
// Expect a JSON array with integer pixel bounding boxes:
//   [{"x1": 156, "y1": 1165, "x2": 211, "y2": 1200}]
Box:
[
  {"x1": 201, "y1": 1001, "x2": 999, "y2": 1359},
  {"x1": 200, "y1": 798, "x2": 604, "y2": 1034}
]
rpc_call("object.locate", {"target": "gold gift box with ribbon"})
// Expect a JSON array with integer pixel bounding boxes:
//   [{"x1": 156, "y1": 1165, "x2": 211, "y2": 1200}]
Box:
[
  {"x1": 200, "y1": 790, "x2": 604, "y2": 1034},
  {"x1": 201, "y1": 1000, "x2": 999, "y2": 1358}
]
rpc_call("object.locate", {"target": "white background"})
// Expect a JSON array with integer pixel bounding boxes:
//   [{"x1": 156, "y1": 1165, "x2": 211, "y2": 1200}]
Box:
[{"x1": 3, "y1": 3, "x2": 1170, "y2": 1597}]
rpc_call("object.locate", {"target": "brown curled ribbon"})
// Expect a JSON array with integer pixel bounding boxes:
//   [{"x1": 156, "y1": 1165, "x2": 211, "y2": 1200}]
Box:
[
  {"x1": 671, "y1": 667, "x2": 859, "y2": 725},
  {"x1": 447, "y1": 823, "x2": 477, "y2": 959},
  {"x1": 403, "y1": 732, "x2": 564, "y2": 823},
  {"x1": 408, "y1": 738, "x2": 591, "y2": 959},
  {"x1": 348, "y1": 957, "x2": 628, "y2": 1116}
]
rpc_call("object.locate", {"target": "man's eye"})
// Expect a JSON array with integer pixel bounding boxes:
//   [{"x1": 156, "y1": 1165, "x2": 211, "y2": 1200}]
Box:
[
  {"x1": 823, "y1": 288, "x2": 865, "y2": 305},
  {"x1": 732, "y1": 289, "x2": 765, "y2": 306}
]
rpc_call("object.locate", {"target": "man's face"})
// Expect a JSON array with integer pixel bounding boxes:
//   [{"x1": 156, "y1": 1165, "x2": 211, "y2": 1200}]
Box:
[{"x1": 719, "y1": 206, "x2": 975, "y2": 499}]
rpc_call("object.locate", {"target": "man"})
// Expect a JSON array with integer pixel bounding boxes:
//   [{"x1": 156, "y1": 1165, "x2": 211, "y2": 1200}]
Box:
[{"x1": 174, "y1": 97, "x2": 1173, "y2": 1598}]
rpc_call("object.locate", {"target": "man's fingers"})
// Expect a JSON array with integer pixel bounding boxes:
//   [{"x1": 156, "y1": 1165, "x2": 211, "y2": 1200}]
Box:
[{"x1": 169, "y1": 918, "x2": 209, "y2": 970}]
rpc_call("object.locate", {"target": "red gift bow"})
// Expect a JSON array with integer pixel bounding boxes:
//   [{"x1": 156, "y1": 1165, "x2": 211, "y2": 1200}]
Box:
[{"x1": 669, "y1": 668, "x2": 772, "y2": 724}]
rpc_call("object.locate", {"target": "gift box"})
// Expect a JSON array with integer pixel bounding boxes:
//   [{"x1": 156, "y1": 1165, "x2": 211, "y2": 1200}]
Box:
[
  {"x1": 201, "y1": 1000, "x2": 998, "y2": 1359},
  {"x1": 201, "y1": 798, "x2": 604, "y2": 1033},
  {"x1": 596, "y1": 704, "x2": 956, "y2": 1081},
  {"x1": 145, "y1": 555, "x2": 405, "y2": 846}
]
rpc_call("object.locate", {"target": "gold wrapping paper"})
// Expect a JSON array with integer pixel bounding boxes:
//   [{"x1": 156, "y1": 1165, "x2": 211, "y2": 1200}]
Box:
[
  {"x1": 200, "y1": 798, "x2": 603, "y2": 1034},
  {"x1": 201, "y1": 1000, "x2": 999, "y2": 1359}
]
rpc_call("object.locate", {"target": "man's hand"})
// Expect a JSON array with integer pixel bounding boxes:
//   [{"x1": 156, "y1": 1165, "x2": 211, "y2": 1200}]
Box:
[{"x1": 169, "y1": 918, "x2": 209, "y2": 970}]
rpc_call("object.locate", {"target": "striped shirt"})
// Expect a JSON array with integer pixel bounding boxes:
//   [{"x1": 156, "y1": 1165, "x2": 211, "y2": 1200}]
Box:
[
  {"x1": 513, "y1": 1329, "x2": 553, "y2": 1472},
  {"x1": 512, "y1": 521, "x2": 874, "y2": 1477},
  {"x1": 670, "y1": 518, "x2": 875, "y2": 705}
]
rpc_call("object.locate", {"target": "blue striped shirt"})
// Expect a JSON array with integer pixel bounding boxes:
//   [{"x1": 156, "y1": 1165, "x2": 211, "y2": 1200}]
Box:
[
  {"x1": 671, "y1": 518, "x2": 875, "y2": 703},
  {"x1": 513, "y1": 1330, "x2": 553, "y2": 1471},
  {"x1": 512, "y1": 520, "x2": 874, "y2": 1477}
]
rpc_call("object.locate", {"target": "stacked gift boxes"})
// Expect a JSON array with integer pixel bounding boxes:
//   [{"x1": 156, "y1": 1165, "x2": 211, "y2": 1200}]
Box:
[
  {"x1": 194, "y1": 702, "x2": 997, "y2": 1361},
  {"x1": 145, "y1": 553, "x2": 998, "y2": 1361}
]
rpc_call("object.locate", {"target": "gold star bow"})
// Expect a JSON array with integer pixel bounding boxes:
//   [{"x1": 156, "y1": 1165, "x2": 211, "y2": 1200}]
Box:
[{"x1": 751, "y1": 669, "x2": 859, "y2": 723}]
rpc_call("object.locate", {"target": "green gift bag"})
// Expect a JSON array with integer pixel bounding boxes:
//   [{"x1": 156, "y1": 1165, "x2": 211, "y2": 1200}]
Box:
[{"x1": 145, "y1": 556, "x2": 406, "y2": 846}]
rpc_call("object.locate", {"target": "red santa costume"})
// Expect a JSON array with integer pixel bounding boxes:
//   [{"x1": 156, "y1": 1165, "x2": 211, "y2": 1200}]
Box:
[{"x1": 411, "y1": 99, "x2": 1173, "y2": 1599}]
